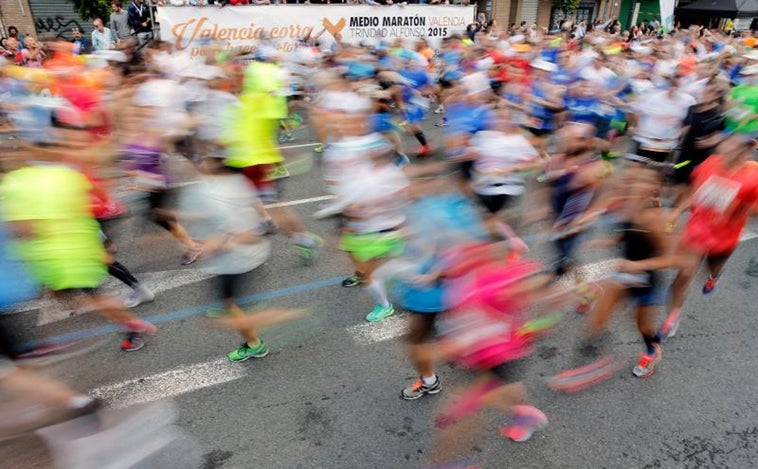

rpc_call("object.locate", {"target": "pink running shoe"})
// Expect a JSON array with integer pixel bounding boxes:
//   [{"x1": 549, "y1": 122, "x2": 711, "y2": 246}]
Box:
[{"x1": 500, "y1": 405, "x2": 548, "y2": 442}]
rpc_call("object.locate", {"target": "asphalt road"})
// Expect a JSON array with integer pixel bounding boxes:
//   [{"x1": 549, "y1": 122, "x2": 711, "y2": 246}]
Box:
[{"x1": 1, "y1": 117, "x2": 758, "y2": 469}]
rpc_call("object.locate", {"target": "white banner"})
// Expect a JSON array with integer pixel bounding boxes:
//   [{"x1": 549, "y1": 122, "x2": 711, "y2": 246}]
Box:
[
  {"x1": 157, "y1": 5, "x2": 475, "y2": 59},
  {"x1": 659, "y1": 0, "x2": 675, "y2": 31}
]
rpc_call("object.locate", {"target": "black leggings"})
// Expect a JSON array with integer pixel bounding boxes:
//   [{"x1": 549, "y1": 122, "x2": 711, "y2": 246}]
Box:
[{"x1": 108, "y1": 261, "x2": 139, "y2": 289}]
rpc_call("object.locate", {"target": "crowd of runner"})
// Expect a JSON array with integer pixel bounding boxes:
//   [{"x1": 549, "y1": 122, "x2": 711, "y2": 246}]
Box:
[{"x1": 1, "y1": 20, "x2": 757, "y2": 467}]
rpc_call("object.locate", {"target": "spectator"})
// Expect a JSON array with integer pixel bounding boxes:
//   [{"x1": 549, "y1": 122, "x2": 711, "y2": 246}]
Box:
[
  {"x1": 6, "y1": 26, "x2": 26, "y2": 49},
  {"x1": 92, "y1": 18, "x2": 117, "y2": 50},
  {"x1": 1, "y1": 37, "x2": 23, "y2": 65},
  {"x1": 110, "y1": 1, "x2": 132, "y2": 40},
  {"x1": 18, "y1": 37, "x2": 46, "y2": 68},
  {"x1": 128, "y1": 0, "x2": 153, "y2": 46},
  {"x1": 72, "y1": 27, "x2": 93, "y2": 55}
]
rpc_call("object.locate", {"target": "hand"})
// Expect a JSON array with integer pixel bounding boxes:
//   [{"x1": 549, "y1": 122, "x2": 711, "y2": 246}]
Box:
[
  {"x1": 141, "y1": 21, "x2": 148, "y2": 27},
  {"x1": 617, "y1": 259, "x2": 643, "y2": 273}
]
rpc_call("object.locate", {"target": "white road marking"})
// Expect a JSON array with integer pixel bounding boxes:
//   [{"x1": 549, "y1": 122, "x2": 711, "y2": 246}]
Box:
[
  {"x1": 346, "y1": 314, "x2": 409, "y2": 346},
  {"x1": 8, "y1": 269, "x2": 215, "y2": 324},
  {"x1": 89, "y1": 358, "x2": 246, "y2": 409},
  {"x1": 740, "y1": 229, "x2": 757, "y2": 242},
  {"x1": 264, "y1": 194, "x2": 335, "y2": 209},
  {"x1": 279, "y1": 143, "x2": 319, "y2": 150}
]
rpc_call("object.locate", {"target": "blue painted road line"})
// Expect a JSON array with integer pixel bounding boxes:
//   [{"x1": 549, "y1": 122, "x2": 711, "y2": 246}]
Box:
[{"x1": 33, "y1": 276, "x2": 344, "y2": 346}]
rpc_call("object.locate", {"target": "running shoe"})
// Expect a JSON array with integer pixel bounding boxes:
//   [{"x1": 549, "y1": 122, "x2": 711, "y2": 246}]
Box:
[
  {"x1": 342, "y1": 274, "x2": 365, "y2": 288},
  {"x1": 366, "y1": 303, "x2": 394, "y2": 322},
  {"x1": 180, "y1": 248, "x2": 202, "y2": 266},
  {"x1": 294, "y1": 234, "x2": 324, "y2": 264},
  {"x1": 632, "y1": 343, "x2": 662, "y2": 378},
  {"x1": 702, "y1": 276, "x2": 719, "y2": 295},
  {"x1": 434, "y1": 104, "x2": 445, "y2": 114},
  {"x1": 658, "y1": 309, "x2": 680, "y2": 342},
  {"x1": 417, "y1": 145, "x2": 431, "y2": 157},
  {"x1": 394, "y1": 152, "x2": 411, "y2": 167},
  {"x1": 500, "y1": 405, "x2": 548, "y2": 442},
  {"x1": 124, "y1": 286, "x2": 155, "y2": 308},
  {"x1": 547, "y1": 355, "x2": 625, "y2": 393},
  {"x1": 121, "y1": 332, "x2": 145, "y2": 352},
  {"x1": 313, "y1": 143, "x2": 326, "y2": 154},
  {"x1": 228, "y1": 341, "x2": 269, "y2": 362},
  {"x1": 435, "y1": 119, "x2": 448, "y2": 127},
  {"x1": 268, "y1": 165, "x2": 290, "y2": 180},
  {"x1": 576, "y1": 296, "x2": 593, "y2": 314},
  {"x1": 278, "y1": 133, "x2": 295, "y2": 143},
  {"x1": 401, "y1": 375, "x2": 441, "y2": 400}
]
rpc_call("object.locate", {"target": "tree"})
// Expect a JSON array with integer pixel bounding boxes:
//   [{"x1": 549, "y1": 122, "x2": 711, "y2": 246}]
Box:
[
  {"x1": 553, "y1": 0, "x2": 581, "y2": 14},
  {"x1": 66, "y1": 0, "x2": 111, "y2": 22}
]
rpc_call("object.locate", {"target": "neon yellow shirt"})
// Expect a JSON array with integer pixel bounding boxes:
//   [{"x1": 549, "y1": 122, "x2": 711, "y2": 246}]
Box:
[
  {"x1": 222, "y1": 61, "x2": 289, "y2": 168},
  {"x1": 1, "y1": 164, "x2": 106, "y2": 290}
]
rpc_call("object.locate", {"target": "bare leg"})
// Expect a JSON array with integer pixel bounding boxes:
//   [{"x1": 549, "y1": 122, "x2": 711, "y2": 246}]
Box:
[
  {"x1": 1, "y1": 367, "x2": 82, "y2": 407},
  {"x1": 705, "y1": 253, "x2": 731, "y2": 279},
  {"x1": 587, "y1": 282, "x2": 626, "y2": 337},
  {"x1": 225, "y1": 300, "x2": 260, "y2": 345},
  {"x1": 669, "y1": 248, "x2": 703, "y2": 311}
]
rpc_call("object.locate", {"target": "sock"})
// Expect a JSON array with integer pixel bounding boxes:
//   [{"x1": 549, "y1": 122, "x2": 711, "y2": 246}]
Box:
[
  {"x1": 292, "y1": 232, "x2": 315, "y2": 247},
  {"x1": 365, "y1": 281, "x2": 390, "y2": 308},
  {"x1": 414, "y1": 131, "x2": 427, "y2": 146},
  {"x1": 108, "y1": 261, "x2": 139, "y2": 289},
  {"x1": 422, "y1": 375, "x2": 437, "y2": 385},
  {"x1": 642, "y1": 334, "x2": 659, "y2": 356},
  {"x1": 66, "y1": 395, "x2": 94, "y2": 409},
  {"x1": 246, "y1": 339, "x2": 262, "y2": 348}
]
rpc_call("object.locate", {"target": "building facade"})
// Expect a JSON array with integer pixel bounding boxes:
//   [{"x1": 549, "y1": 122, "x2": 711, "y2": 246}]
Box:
[
  {"x1": 1, "y1": 0, "x2": 91, "y2": 41},
  {"x1": 485, "y1": 0, "x2": 615, "y2": 31}
]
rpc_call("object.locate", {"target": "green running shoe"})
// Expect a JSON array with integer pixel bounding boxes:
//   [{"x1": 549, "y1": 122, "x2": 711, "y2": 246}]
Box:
[
  {"x1": 313, "y1": 143, "x2": 326, "y2": 154},
  {"x1": 294, "y1": 234, "x2": 324, "y2": 264},
  {"x1": 228, "y1": 341, "x2": 269, "y2": 362},
  {"x1": 366, "y1": 304, "x2": 394, "y2": 323},
  {"x1": 341, "y1": 274, "x2": 364, "y2": 288}
]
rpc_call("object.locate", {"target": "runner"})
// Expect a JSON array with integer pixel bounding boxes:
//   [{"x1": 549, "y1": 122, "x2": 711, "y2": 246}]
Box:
[
  {"x1": 1, "y1": 145, "x2": 156, "y2": 352},
  {"x1": 222, "y1": 51, "x2": 323, "y2": 262},
  {"x1": 549, "y1": 163, "x2": 676, "y2": 392},
  {"x1": 333, "y1": 151, "x2": 410, "y2": 322},
  {"x1": 469, "y1": 111, "x2": 542, "y2": 235},
  {"x1": 177, "y1": 153, "x2": 273, "y2": 362},
  {"x1": 627, "y1": 73, "x2": 696, "y2": 163},
  {"x1": 660, "y1": 134, "x2": 758, "y2": 341}
]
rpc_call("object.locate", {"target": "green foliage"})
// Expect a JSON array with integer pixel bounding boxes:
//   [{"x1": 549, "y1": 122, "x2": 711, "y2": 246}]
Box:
[
  {"x1": 553, "y1": 0, "x2": 581, "y2": 13},
  {"x1": 66, "y1": 0, "x2": 112, "y2": 22}
]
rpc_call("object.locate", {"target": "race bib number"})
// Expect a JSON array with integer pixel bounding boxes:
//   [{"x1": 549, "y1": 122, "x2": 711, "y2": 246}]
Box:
[{"x1": 693, "y1": 175, "x2": 741, "y2": 214}]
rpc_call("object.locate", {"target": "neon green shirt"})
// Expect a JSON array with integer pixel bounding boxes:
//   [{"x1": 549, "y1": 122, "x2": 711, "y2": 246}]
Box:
[{"x1": 1, "y1": 164, "x2": 106, "y2": 291}]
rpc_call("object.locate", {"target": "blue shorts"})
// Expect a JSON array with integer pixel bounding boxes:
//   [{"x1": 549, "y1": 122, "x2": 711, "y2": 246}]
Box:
[
  {"x1": 403, "y1": 105, "x2": 425, "y2": 125},
  {"x1": 373, "y1": 113, "x2": 396, "y2": 133},
  {"x1": 628, "y1": 285, "x2": 663, "y2": 307},
  {"x1": 392, "y1": 279, "x2": 445, "y2": 313}
]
